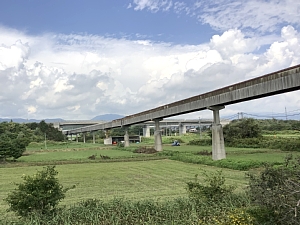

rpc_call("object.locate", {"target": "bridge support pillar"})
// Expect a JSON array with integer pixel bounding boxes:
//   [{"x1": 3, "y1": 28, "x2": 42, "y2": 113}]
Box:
[
  {"x1": 76, "y1": 134, "x2": 78, "y2": 143},
  {"x1": 208, "y1": 106, "x2": 226, "y2": 160},
  {"x1": 92, "y1": 132, "x2": 95, "y2": 144},
  {"x1": 154, "y1": 119, "x2": 163, "y2": 151},
  {"x1": 143, "y1": 125, "x2": 151, "y2": 137},
  {"x1": 83, "y1": 133, "x2": 86, "y2": 143},
  {"x1": 124, "y1": 126, "x2": 130, "y2": 147},
  {"x1": 179, "y1": 123, "x2": 187, "y2": 135}
]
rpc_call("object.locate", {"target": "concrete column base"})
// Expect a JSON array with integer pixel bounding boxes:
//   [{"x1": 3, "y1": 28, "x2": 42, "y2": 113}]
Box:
[
  {"x1": 154, "y1": 119, "x2": 163, "y2": 151},
  {"x1": 83, "y1": 133, "x2": 86, "y2": 143},
  {"x1": 211, "y1": 124, "x2": 226, "y2": 160},
  {"x1": 208, "y1": 106, "x2": 226, "y2": 160},
  {"x1": 179, "y1": 123, "x2": 187, "y2": 135},
  {"x1": 93, "y1": 132, "x2": 95, "y2": 144},
  {"x1": 124, "y1": 127, "x2": 130, "y2": 147},
  {"x1": 143, "y1": 125, "x2": 151, "y2": 137}
]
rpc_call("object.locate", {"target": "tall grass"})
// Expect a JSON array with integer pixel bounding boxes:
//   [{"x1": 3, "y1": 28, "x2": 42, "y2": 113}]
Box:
[{"x1": 0, "y1": 191, "x2": 251, "y2": 225}]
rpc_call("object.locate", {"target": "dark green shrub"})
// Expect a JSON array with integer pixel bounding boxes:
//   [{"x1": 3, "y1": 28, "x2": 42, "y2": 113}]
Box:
[
  {"x1": 186, "y1": 170, "x2": 235, "y2": 202},
  {"x1": 223, "y1": 118, "x2": 262, "y2": 142},
  {"x1": 117, "y1": 142, "x2": 125, "y2": 148},
  {"x1": 162, "y1": 136, "x2": 185, "y2": 144},
  {"x1": 170, "y1": 152, "x2": 265, "y2": 170},
  {"x1": 5, "y1": 166, "x2": 70, "y2": 217},
  {"x1": 248, "y1": 156, "x2": 300, "y2": 225},
  {"x1": 188, "y1": 138, "x2": 212, "y2": 146},
  {"x1": 223, "y1": 136, "x2": 300, "y2": 152},
  {"x1": 225, "y1": 137, "x2": 262, "y2": 148},
  {"x1": 186, "y1": 170, "x2": 253, "y2": 224},
  {"x1": 260, "y1": 137, "x2": 300, "y2": 151}
]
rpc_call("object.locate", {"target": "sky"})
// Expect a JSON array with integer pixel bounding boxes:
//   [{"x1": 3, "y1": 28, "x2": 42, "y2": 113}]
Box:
[{"x1": 0, "y1": 0, "x2": 300, "y2": 120}]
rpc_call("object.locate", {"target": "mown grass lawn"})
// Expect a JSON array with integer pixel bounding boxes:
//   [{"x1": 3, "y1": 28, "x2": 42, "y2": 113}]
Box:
[
  {"x1": 26, "y1": 141, "x2": 107, "y2": 152},
  {"x1": 164, "y1": 144, "x2": 300, "y2": 160},
  {"x1": 0, "y1": 159, "x2": 248, "y2": 217},
  {"x1": 19, "y1": 148, "x2": 139, "y2": 162}
]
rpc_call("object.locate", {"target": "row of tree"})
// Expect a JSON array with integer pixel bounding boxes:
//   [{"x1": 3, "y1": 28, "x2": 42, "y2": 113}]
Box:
[
  {"x1": 0, "y1": 121, "x2": 65, "y2": 161},
  {"x1": 222, "y1": 118, "x2": 300, "y2": 141}
]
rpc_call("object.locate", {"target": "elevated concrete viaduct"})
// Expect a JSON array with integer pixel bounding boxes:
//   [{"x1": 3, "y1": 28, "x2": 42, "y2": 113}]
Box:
[{"x1": 66, "y1": 64, "x2": 300, "y2": 160}]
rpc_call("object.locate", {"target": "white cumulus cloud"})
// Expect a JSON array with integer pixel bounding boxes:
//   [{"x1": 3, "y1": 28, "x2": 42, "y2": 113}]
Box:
[
  {"x1": 0, "y1": 25, "x2": 299, "y2": 120},
  {"x1": 130, "y1": 0, "x2": 300, "y2": 35}
]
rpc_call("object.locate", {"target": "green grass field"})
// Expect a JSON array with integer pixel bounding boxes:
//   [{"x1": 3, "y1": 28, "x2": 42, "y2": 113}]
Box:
[
  {"x1": 0, "y1": 159, "x2": 248, "y2": 217},
  {"x1": 1, "y1": 135, "x2": 299, "y2": 219}
]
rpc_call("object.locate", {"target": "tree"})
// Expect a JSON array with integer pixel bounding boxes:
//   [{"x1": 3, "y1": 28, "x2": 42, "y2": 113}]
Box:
[
  {"x1": 0, "y1": 134, "x2": 12, "y2": 161},
  {"x1": 27, "y1": 121, "x2": 65, "y2": 141},
  {"x1": 0, "y1": 133, "x2": 28, "y2": 161},
  {"x1": 0, "y1": 122, "x2": 31, "y2": 161},
  {"x1": 5, "y1": 166, "x2": 69, "y2": 217},
  {"x1": 223, "y1": 118, "x2": 262, "y2": 142},
  {"x1": 129, "y1": 125, "x2": 143, "y2": 135},
  {"x1": 110, "y1": 127, "x2": 125, "y2": 136}
]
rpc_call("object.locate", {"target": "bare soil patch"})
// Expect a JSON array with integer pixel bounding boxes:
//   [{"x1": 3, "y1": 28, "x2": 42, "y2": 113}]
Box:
[
  {"x1": 134, "y1": 147, "x2": 158, "y2": 154},
  {"x1": 195, "y1": 150, "x2": 212, "y2": 156}
]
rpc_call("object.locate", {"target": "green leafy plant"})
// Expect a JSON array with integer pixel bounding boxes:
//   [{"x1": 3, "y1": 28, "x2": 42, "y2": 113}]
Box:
[
  {"x1": 186, "y1": 170, "x2": 235, "y2": 202},
  {"x1": 5, "y1": 166, "x2": 71, "y2": 217},
  {"x1": 248, "y1": 155, "x2": 300, "y2": 225}
]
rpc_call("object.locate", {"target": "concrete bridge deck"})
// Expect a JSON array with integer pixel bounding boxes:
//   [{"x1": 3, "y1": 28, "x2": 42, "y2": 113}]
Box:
[{"x1": 67, "y1": 64, "x2": 300, "y2": 135}]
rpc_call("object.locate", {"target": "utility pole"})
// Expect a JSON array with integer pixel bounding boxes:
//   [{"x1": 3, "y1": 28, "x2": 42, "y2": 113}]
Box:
[
  {"x1": 238, "y1": 112, "x2": 244, "y2": 119},
  {"x1": 199, "y1": 117, "x2": 202, "y2": 138},
  {"x1": 166, "y1": 121, "x2": 168, "y2": 136},
  {"x1": 44, "y1": 133, "x2": 47, "y2": 150}
]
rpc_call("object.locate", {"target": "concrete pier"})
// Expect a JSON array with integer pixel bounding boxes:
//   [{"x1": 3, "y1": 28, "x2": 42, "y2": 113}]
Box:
[
  {"x1": 208, "y1": 106, "x2": 226, "y2": 160},
  {"x1": 179, "y1": 123, "x2": 187, "y2": 135},
  {"x1": 76, "y1": 134, "x2": 78, "y2": 142},
  {"x1": 143, "y1": 125, "x2": 151, "y2": 137},
  {"x1": 83, "y1": 133, "x2": 86, "y2": 143},
  {"x1": 92, "y1": 132, "x2": 95, "y2": 144},
  {"x1": 124, "y1": 126, "x2": 130, "y2": 147},
  {"x1": 154, "y1": 119, "x2": 163, "y2": 151}
]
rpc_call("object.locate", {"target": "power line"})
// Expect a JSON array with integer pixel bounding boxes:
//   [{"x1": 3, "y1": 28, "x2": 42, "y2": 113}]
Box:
[
  {"x1": 243, "y1": 112, "x2": 300, "y2": 119},
  {"x1": 220, "y1": 109, "x2": 300, "y2": 121},
  {"x1": 221, "y1": 114, "x2": 239, "y2": 120}
]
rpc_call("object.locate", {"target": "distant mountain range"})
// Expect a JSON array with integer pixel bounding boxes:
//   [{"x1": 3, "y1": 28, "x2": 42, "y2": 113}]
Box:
[
  {"x1": 0, "y1": 114, "x2": 124, "y2": 123},
  {"x1": 0, "y1": 118, "x2": 65, "y2": 123},
  {"x1": 2, "y1": 113, "x2": 297, "y2": 124},
  {"x1": 91, "y1": 114, "x2": 123, "y2": 121}
]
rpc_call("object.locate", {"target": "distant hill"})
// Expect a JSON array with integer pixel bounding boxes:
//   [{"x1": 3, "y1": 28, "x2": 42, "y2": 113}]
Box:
[
  {"x1": 91, "y1": 114, "x2": 124, "y2": 121},
  {"x1": 0, "y1": 115, "x2": 125, "y2": 123},
  {"x1": 0, "y1": 118, "x2": 65, "y2": 123}
]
